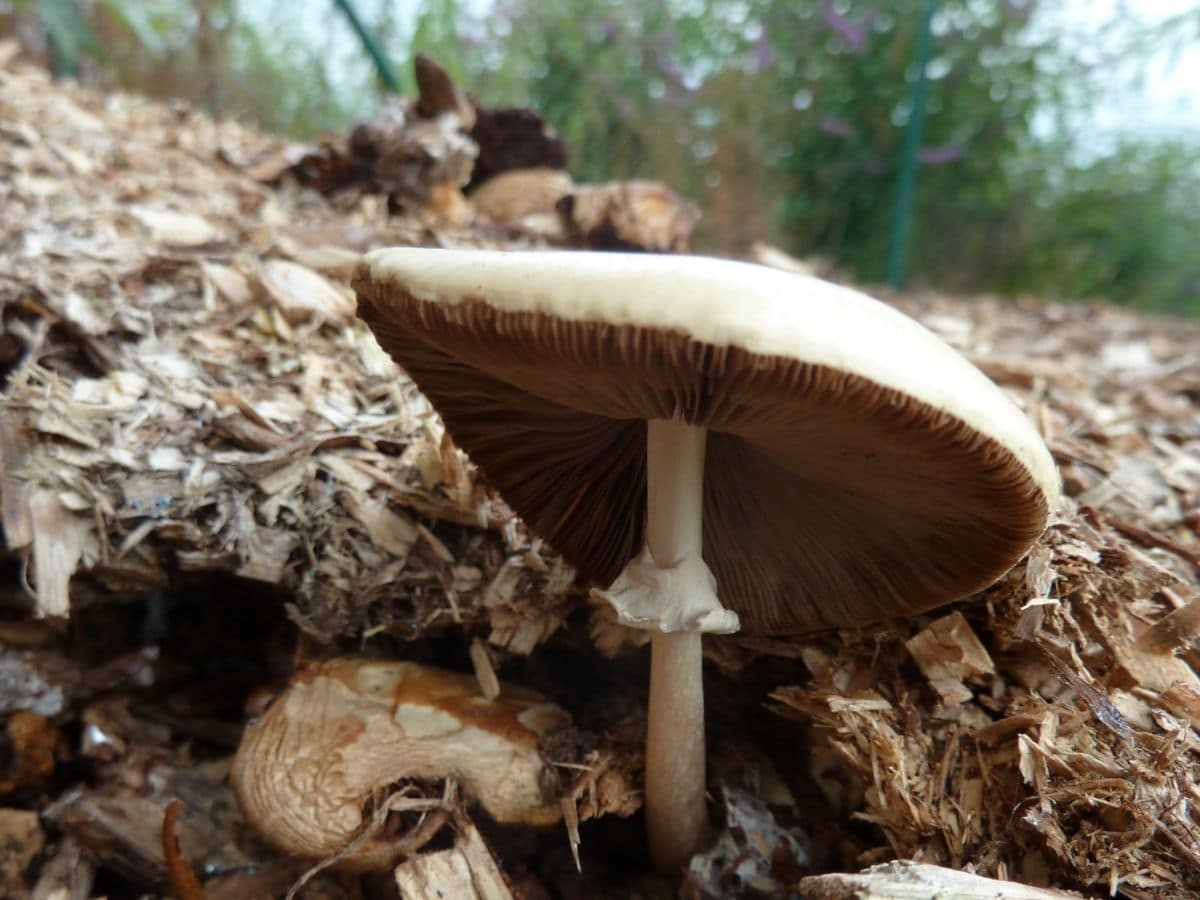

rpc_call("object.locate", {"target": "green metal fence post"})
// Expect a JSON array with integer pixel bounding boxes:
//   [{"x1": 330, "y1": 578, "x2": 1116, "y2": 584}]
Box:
[
  {"x1": 885, "y1": 0, "x2": 938, "y2": 289},
  {"x1": 332, "y1": 0, "x2": 400, "y2": 93}
]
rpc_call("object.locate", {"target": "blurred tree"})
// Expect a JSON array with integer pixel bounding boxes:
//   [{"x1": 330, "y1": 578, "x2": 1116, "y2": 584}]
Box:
[
  {"x1": 14, "y1": 0, "x2": 169, "y2": 76},
  {"x1": 1006, "y1": 140, "x2": 1200, "y2": 314},
  {"x1": 7, "y1": 0, "x2": 362, "y2": 135}
]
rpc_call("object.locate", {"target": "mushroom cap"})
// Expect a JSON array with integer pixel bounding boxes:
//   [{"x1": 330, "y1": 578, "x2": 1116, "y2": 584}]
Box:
[
  {"x1": 354, "y1": 248, "x2": 1059, "y2": 634},
  {"x1": 231, "y1": 659, "x2": 570, "y2": 869}
]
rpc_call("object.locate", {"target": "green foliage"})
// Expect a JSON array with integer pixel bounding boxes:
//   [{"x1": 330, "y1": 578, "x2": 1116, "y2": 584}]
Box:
[
  {"x1": 220, "y1": 5, "x2": 363, "y2": 136},
  {"x1": 1006, "y1": 141, "x2": 1200, "y2": 315},
  {"x1": 12, "y1": 0, "x2": 370, "y2": 136},
  {"x1": 96, "y1": 0, "x2": 169, "y2": 60},
  {"x1": 764, "y1": 1, "x2": 1052, "y2": 283},
  {"x1": 17, "y1": 0, "x2": 97, "y2": 73}
]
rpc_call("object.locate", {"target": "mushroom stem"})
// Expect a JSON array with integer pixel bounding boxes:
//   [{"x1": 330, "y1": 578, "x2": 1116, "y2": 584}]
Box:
[
  {"x1": 645, "y1": 419, "x2": 705, "y2": 558},
  {"x1": 644, "y1": 418, "x2": 709, "y2": 873},
  {"x1": 647, "y1": 631, "x2": 707, "y2": 872}
]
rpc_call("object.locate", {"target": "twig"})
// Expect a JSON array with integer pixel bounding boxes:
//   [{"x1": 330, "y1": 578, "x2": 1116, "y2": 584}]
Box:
[{"x1": 161, "y1": 799, "x2": 206, "y2": 900}]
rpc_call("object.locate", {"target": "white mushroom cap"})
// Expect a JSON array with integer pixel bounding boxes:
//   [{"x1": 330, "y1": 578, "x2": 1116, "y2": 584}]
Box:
[{"x1": 355, "y1": 248, "x2": 1059, "y2": 633}]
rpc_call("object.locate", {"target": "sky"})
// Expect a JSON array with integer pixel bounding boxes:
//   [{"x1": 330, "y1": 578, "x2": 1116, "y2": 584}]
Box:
[{"x1": 1036, "y1": 0, "x2": 1200, "y2": 142}]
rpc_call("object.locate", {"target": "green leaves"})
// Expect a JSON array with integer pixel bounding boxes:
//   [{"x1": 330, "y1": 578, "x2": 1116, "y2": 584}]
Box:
[
  {"x1": 20, "y1": 0, "x2": 176, "y2": 72},
  {"x1": 96, "y1": 0, "x2": 169, "y2": 60},
  {"x1": 20, "y1": 0, "x2": 98, "y2": 74}
]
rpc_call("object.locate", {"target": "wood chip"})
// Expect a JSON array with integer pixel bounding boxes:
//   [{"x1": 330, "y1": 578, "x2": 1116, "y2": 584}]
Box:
[
  {"x1": 393, "y1": 818, "x2": 512, "y2": 900},
  {"x1": 28, "y1": 491, "x2": 86, "y2": 618},
  {"x1": 0, "y1": 421, "x2": 33, "y2": 549},
  {"x1": 800, "y1": 861, "x2": 1084, "y2": 898},
  {"x1": 0, "y1": 808, "x2": 45, "y2": 897},
  {"x1": 129, "y1": 206, "x2": 223, "y2": 247},
  {"x1": 259, "y1": 259, "x2": 355, "y2": 326},
  {"x1": 469, "y1": 637, "x2": 500, "y2": 701},
  {"x1": 469, "y1": 167, "x2": 573, "y2": 224},
  {"x1": 558, "y1": 180, "x2": 699, "y2": 252},
  {"x1": 905, "y1": 612, "x2": 996, "y2": 705}
]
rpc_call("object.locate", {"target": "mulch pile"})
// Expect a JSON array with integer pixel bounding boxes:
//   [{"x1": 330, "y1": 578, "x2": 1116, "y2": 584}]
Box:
[{"x1": 1, "y1": 41, "x2": 1198, "y2": 899}]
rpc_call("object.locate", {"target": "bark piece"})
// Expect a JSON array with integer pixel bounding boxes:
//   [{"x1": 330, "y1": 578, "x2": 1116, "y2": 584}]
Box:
[
  {"x1": 414, "y1": 54, "x2": 475, "y2": 126},
  {"x1": 905, "y1": 612, "x2": 995, "y2": 705},
  {"x1": 0, "y1": 808, "x2": 44, "y2": 899},
  {"x1": 469, "y1": 168, "x2": 574, "y2": 226},
  {"x1": 28, "y1": 490, "x2": 87, "y2": 618},
  {"x1": 393, "y1": 818, "x2": 512, "y2": 900},
  {"x1": 0, "y1": 710, "x2": 61, "y2": 800},
  {"x1": 468, "y1": 106, "x2": 569, "y2": 187},
  {"x1": 557, "y1": 180, "x2": 699, "y2": 252},
  {"x1": 30, "y1": 836, "x2": 96, "y2": 900},
  {"x1": 162, "y1": 800, "x2": 206, "y2": 900},
  {"x1": 348, "y1": 96, "x2": 477, "y2": 210}
]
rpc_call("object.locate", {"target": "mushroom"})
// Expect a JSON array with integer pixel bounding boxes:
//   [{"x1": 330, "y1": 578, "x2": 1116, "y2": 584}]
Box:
[
  {"x1": 352, "y1": 249, "x2": 1059, "y2": 871},
  {"x1": 231, "y1": 659, "x2": 570, "y2": 870}
]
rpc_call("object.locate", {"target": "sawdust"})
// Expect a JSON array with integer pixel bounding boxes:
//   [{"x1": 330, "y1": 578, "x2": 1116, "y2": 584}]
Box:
[
  {"x1": 765, "y1": 288, "x2": 1200, "y2": 897},
  {"x1": 2, "y1": 39, "x2": 1199, "y2": 899},
  {"x1": 0, "y1": 44, "x2": 577, "y2": 657}
]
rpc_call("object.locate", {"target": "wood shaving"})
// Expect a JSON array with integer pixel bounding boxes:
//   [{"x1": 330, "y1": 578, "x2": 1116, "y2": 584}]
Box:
[{"x1": 0, "y1": 45, "x2": 577, "y2": 652}]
